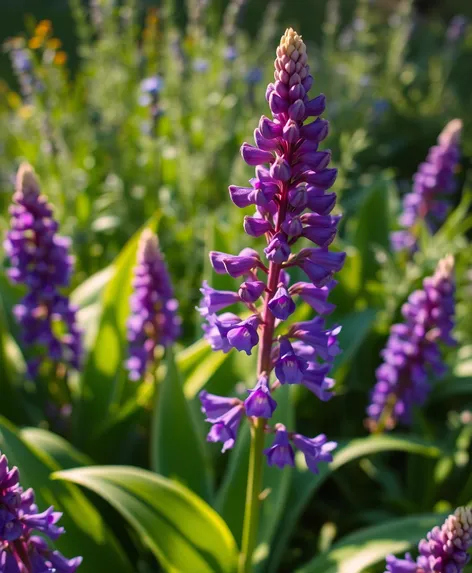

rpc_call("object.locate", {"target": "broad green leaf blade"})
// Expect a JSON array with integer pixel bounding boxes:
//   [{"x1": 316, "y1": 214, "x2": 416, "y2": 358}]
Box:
[
  {"x1": 70, "y1": 266, "x2": 113, "y2": 308},
  {"x1": 55, "y1": 465, "x2": 238, "y2": 573},
  {"x1": 267, "y1": 434, "x2": 442, "y2": 572},
  {"x1": 20, "y1": 427, "x2": 93, "y2": 469},
  {"x1": 75, "y1": 214, "x2": 159, "y2": 448},
  {"x1": 0, "y1": 418, "x2": 133, "y2": 573},
  {"x1": 151, "y1": 349, "x2": 213, "y2": 501},
  {"x1": 295, "y1": 513, "x2": 447, "y2": 573}
]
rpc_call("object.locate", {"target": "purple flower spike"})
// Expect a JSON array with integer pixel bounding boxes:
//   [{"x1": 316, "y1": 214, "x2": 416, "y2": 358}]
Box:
[
  {"x1": 244, "y1": 215, "x2": 273, "y2": 237},
  {"x1": 203, "y1": 313, "x2": 240, "y2": 353},
  {"x1": 384, "y1": 507, "x2": 472, "y2": 573},
  {"x1": 210, "y1": 250, "x2": 262, "y2": 277},
  {"x1": 244, "y1": 374, "x2": 277, "y2": 418},
  {"x1": 227, "y1": 315, "x2": 261, "y2": 355},
  {"x1": 238, "y1": 280, "x2": 266, "y2": 303},
  {"x1": 302, "y1": 366, "x2": 335, "y2": 401},
  {"x1": 385, "y1": 553, "x2": 417, "y2": 572},
  {"x1": 4, "y1": 164, "x2": 82, "y2": 375},
  {"x1": 275, "y1": 337, "x2": 308, "y2": 384},
  {"x1": 292, "y1": 433, "x2": 337, "y2": 474},
  {"x1": 268, "y1": 284, "x2": 296, "y2": 320},
  {"x1": 295, "y1": 248, "x2": 346, "y2": 287},
  {"x1": 367, "y1": 255, "x2": 456, "y2": 430},
  {"x1": 392, "y1": 119, "x2": 462, "y2": 252},
  {"x1": 200, "y1": 28, "x2": 343, "y2": 463},
  {"x1": 289, "y1": 280, "x2": 336, "y2": 315},
  {"x1": 264, "y1": 233, "x2": 291, "y2": 264},
  {"x1": 200, "y1": 390, "x2": 242, "y2": 422},
  {"x1": 264, "y1": 424, "x2": 295, "y2": 469},
  {"x1": 198, "y1": 280, "x2": 240, "y2": 315},
  {"x1": 0, "y1": 451, "x2": 82, "y2": 571},
  {"x1": 206, "y1": 405, "x2": 244, "y2": 452},
  {"x1": 126, "y1": 230, "x2": 181, "y2": 380}
]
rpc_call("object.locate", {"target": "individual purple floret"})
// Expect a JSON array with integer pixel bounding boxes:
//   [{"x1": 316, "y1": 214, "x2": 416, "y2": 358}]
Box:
[
  {"x1": 367, "y1": 255, "x2": 456, "y2": 431},
  {"x1": 198, "y1": 29, "x2": 344, "y2": 472},
  {"x1": 264, "y1": 424, "x2": 295, "y2": 469},
  {"x1": 0, "y1": 451, "x2": 82, "y2": 571},
  {"x1": 391, "y1": 120, "x2": 462, "y2": 252},
  {"x1": 385, "y1": 506, "x2": 472, "y2": 573},
  {"x1": 4, "y1": 163, "x2": 82, "y2": 377},
  {"x1": 126, "y1": 229, "x2": 181, "y2": 381}
]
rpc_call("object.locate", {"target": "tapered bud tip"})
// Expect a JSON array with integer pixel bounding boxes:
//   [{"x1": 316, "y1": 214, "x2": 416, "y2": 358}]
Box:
[
  {"x1": 279, "y1": 28, "x2": 306, "y2": 58},
  {"x1": 434, "y1": 254, "x2": 454, "y2": 281},
  {"x1": 16, "y1": 162, "x2": 39, "y2": 197},
  {"x1": 138, "y1": 229, "x2": 160, "y2": 261},
  {"x1": 439, "y1": 118, "x2": 462, "y2": 147}
]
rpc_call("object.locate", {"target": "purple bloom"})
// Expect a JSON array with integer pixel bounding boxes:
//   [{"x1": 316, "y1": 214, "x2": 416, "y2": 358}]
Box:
[
  {"x1": 275, "y1": 337, "x2": 308, "y2": 384},
  {"x1": 446, "y1": 15, "x2": 468, "y2": 42},
  {"x1": 199, "y1": 28, "x2": 342, "y2": 464},
  {"x1": 264, "y1": 233, "x2": 291, "y2": 264},
  {"x1": 226, "y1": 315, "x2": 261, "y2": 355},
  {"x1": 4, "y1": 163, "x2": 82, "y2": 374},
  {"x1": 244, "y1": 374, "x2": 277, "y2": 418},
  {"x1": 385, "y1": 553, "x2": 417, "y2": 572},
  {"x1": 392, "y1": 120, "x2": 462, "y2": 252},
  {"x1": 385, "y1": 507, "x2": 472, "y2": 573},
  {"x1": 200, "y1": 390, "x2": 242, "y2": 422},
  {"x1": 140, "y1": 76, "x2": 163, "y2": 97},
  {"x1": 238, "y1": 280, "x2": 266, "y2": 303},
  {"x1": 292, "y1": 433, "x2": 337, "y2": 473},
  {"x1": 367, "y1": 255, "x2": 456, "y2": 430},
  {"x1": 264, "y1": 425, "x2": 295, "y2": 469},
  {"x1": 126, "y1": 230, "x2": 181, "y2": 380},
  {"x1": 268, "y1": 284, "x2": 295, "y2": 320},
  {"x1": 206, "y1": 405, "x2": 244, "y2": 452},
  {"x1": 289, "y1": 280, "x2": 336, "y2": 315},
  {"x1": 0, "y1": 452, "x2": 81, "y2": 571},
  {"x1": 198, "y1": 280, "x2": 240, "y2": 315}
]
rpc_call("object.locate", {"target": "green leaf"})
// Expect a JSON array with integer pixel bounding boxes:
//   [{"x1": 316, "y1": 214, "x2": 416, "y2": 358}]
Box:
[
  {"x1": 0, "y1": 310, "x2": 26, "y2": 423},
  {"x1": 267, "y1": 434, "x2": 442, "y2": 572},
  {"x1": 55, "y1": 465, "x2": 238, "y2": 573},
  {"x1": 74, "y1": 214, "x2": 159, "y2": 449},
  {"x1": 331, "y1": 308, "x2": 377, "y2": 383},
  {"x1": 70, "y1": 266, "x2": 113, "y2": 308},
  {"x1": 0, "y1": 418, "x2": 133, "y2": 573},
  {"x1": 295, "y1": 513, "x2": 447, "y2": 573},
  {"x1": 351, "y1": 173, "x2": 392, "y2": 283},
  {"x1": 151, "y1": 349, "x2": 213, "y2": 501},
  {"x1": 431, "y1": 376, "x2": 472, "y2": 400},
  {"x1": 20, "y1": 427, "x2": 93, "y2": 469}
]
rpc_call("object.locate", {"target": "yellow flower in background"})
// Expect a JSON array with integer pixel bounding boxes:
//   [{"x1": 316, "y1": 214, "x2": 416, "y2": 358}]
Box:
[
  {"x1": 47, "y1": 38, "x2": 62, "y2": 50},
  {"x1": 54, "y1": 51, "x2": 67, "y2": 66},
  {"x1": 7, "y1": 92, "x2": 21, "y2": 109},
  {"x1": 35, "y1": 20, "x2": 52, "y2": 37},
  {"x1": 146, "y1": 8, "x2": 158, "y2": 26},
  {"x1": 18, "y1": 105, "x2": 34, "y2": 120},
  {"x1": 29, "y1": 36, "x2": 43, "y2": 50}
]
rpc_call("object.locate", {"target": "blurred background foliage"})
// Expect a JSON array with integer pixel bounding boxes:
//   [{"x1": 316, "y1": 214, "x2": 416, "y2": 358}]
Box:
[{"x1": 0, "y1": 0, "x2": 471, "y2": 572}]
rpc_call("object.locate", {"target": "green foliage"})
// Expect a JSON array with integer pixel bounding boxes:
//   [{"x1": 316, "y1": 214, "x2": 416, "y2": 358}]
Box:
[
  {"x1": 55, "y1": 465, "x2": 238, "y2": 573},
  {"x1": 0, "y1": 0, "x2": 471, "y2": 571}
]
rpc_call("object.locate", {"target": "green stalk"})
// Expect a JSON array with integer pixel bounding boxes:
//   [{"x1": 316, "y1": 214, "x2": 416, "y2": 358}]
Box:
[
  {"x1": 238, "y1": 261, "x2": 280, "y2": 573},
  {"x1": 238, "y1": 417, "x2": 266, "y2": 573}
]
